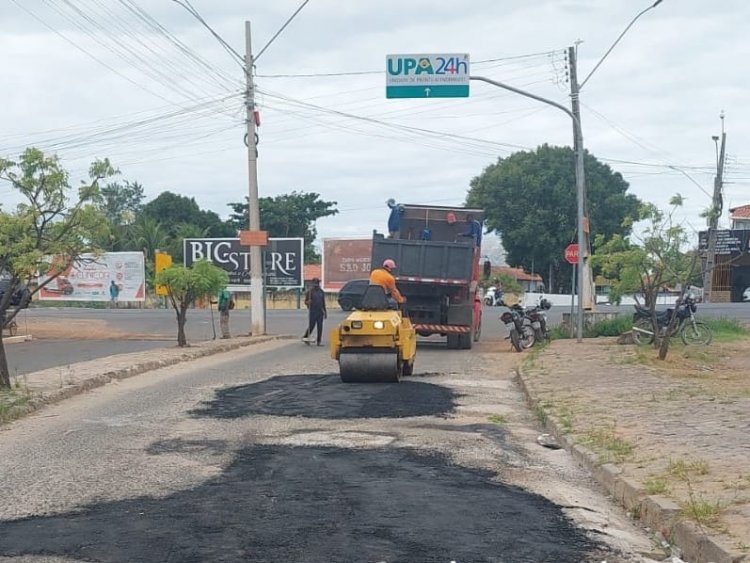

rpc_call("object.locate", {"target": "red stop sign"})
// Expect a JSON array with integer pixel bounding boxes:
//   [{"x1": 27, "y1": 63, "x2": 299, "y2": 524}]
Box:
[{"x1": 564, "y1": 244, "x2": 579, "y2": 265}]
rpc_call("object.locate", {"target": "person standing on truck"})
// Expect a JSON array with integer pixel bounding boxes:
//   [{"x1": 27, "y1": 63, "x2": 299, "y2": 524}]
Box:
[
  {"x1": 302, "y1": 278, "x2": 327, "y2": 346},
  {"x1": 460, "y1": 213, "x2": 483, "y2": 248},
  {"x1": 386, "y1": 198, "x2": 405, "y2": 239},
  {"x1": 369, "y1": 259, "x2": 406, "y2": 308}
]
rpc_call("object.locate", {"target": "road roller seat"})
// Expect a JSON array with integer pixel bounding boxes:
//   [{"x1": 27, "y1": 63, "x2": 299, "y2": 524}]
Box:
[{"x1": 359, "y1": 284, "x2": 391, "y2": 311}]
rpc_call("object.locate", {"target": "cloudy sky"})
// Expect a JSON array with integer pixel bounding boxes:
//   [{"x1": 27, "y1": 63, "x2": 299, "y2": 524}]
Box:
[{"x1": 1, "y1": 0, "x2": 748, "y2": 258}]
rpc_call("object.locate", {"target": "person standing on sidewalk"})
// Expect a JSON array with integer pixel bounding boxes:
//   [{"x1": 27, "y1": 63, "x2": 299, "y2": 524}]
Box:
[
  {"x1": 302, "y1": 278, "x2": 327, "y2": 346},
  {"x1": 217, "y1": 287, "x2": 233, "y2": 339},
  {"x1": 109, "y1": 280, "x2": 120, "y2": 308}
]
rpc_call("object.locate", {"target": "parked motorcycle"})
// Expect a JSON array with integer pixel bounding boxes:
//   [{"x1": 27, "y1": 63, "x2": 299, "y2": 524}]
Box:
[
  {"x1": 631, "y1": 295, "x2": 712, "y2": 346},
  {"x1": 500, "y1": 304, "x2": 535, "y2": 352},
  {"x1": 524, "y1": 298, "x2": 552, "y2": 344},
  {"x1": 483, "y1": 286, "x2": 504, "y2": 307}
]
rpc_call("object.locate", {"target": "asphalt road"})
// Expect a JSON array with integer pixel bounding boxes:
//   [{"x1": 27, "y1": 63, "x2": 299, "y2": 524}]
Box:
[
  {"x1": 0, "y1": 339, "x2": 653, "y2": 562},
  {"x1": 5, "y1": 302, "x2": 749, "y2": 377}
]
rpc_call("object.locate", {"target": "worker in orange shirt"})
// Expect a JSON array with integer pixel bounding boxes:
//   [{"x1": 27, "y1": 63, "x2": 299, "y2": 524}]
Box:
[{"x1": 369, "y1": 259, "x2": 406, "y2": 308}]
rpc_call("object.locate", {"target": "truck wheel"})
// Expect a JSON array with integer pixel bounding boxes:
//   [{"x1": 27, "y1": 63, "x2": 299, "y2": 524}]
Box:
[
  {"x1": 459, "y1": 330, "x2": 473, "y2": 350},
  {"x1": 447, "y1": 334, "x2": 461, "y2": 349}
]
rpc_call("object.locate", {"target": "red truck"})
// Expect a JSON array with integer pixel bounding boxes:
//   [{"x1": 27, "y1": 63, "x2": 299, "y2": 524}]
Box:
[{"x1": 371, "y1": 204, "x2": 484, "y2": 349}]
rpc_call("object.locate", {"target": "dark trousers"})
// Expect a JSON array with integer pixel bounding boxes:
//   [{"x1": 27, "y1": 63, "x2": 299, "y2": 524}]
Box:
[{"x1": 304, "y1": 312, "x2": 325, "y2": 344}]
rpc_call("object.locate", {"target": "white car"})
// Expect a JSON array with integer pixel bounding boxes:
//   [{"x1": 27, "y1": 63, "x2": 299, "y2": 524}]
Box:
[{"x1": 743, "y1": 287, "x2": 750, "y2": 302}]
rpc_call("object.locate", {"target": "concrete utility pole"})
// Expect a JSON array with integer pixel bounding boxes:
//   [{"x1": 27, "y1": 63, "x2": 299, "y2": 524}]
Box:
[
  {"x1": 702, "y1": 112, "x2": 727, "y2": 303},
  {"x1": 244, "y1": 21, "x2": 265, "y2": 336},
  {"x1": 567, "y1": 46, "x2": 591, "y2": 342}
]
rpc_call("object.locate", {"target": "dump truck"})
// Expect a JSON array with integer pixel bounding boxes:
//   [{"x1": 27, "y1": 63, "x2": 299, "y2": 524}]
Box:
[{"x1": 371, "y1": 203, "x2": 484, "y2": 349}]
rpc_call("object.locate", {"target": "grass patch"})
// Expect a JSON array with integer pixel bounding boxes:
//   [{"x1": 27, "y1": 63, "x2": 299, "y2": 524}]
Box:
[
  {"x1": 487, "y1": 414, "x2": 508, "y2": 425},
  {"x1": 0, "y1": 387, "x2": 32, "y2": 424},
  {"x1": 668, "y1": 458, "x2": 710, "y2": 479},
  {"x1": 703, "y1": 316, "x2": 750, "y2": 342},
  {"x1": 551, "y1": 314, "x2": 632, "y2": 339},
  {"x1": 680, "y1": 497, "x2": 722, "y2": 526},
  {"x1": 579, "y1": 425, "x2": 635, "y2": 463},
  {"x1": 556, "y1": 405, "x2": 575, "y2": 434},
  {"x1": 534, "y1": 403, "x2": 548, "y2": 426},
  {"x1": 643, "y1": 476, "x2": 670, "y2": 495}
]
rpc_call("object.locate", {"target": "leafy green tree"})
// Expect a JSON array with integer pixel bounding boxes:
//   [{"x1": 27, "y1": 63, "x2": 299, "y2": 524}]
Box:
[
  {"x1": 94, "y1": 180, "x2": 145, "y2": 251},
  {"x1": 591, "y1": 195, "x2": 698, "y2": 360},
  {"x1": 164, "y1": 223, "x2": 210, "y2": 265},
  {"x1": 142, "y1": 191, "x2": 234, "y2": 239},
  {"x1": 155, "y1": 259, "x2": 228, "y2": 347},
  {"x1": 0, "y1": 148, "x2": 115, "y2": 387},
  {"x1": 227, "y1": 191, "x2": 338, "y2": 263},
  {"x1": 466, "y1": 144, "x2": 641, "y2": 292}
]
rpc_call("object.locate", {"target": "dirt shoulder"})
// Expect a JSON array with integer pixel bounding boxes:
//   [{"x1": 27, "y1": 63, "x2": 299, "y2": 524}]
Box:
[{"x1": 520, "y1": 337, "x2": 750, "y2": 562}]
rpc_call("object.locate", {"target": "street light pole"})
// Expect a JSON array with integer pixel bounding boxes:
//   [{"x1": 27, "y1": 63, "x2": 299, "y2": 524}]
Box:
[
  {"x1": 470, "y1": 75, "x2": 587, "y2": 340},
  {"x1": 245, "y1": 21, "x2": 265, "y2": 336}
]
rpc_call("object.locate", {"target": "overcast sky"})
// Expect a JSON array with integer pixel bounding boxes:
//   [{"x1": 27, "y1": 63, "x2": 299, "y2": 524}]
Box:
[{"x1": 1, "y1": 0, "x2": 748, "y2": 259}]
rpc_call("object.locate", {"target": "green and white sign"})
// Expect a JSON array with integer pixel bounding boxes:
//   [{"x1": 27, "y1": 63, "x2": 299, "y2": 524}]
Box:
[{"x1": 386, "y1": 53, "x2": 470, "y2": 98}]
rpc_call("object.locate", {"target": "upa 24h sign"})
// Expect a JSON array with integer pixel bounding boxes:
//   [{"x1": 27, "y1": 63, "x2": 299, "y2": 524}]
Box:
[{"x1": 184, "y1": 238, "x2": 304, "y2": 290}]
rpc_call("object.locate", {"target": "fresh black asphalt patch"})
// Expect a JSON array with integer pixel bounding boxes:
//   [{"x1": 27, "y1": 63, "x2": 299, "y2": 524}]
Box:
[
  {"x1": 190, "y1": 374, "x2": 458, "y2": 419},
  {"x1": 0, "y1": 444, "x2": 604, "y2": 563}
]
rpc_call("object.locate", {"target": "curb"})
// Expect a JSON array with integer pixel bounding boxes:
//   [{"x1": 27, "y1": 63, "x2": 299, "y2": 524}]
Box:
[
  {"x1": 3, "y1": 334, "x2": 33, "y2": 345},
  {"x1": 5, "y1": 335, "x2": 292, "y2": 424},
  {"x1": 514, "y1": 364, "x2": 745, "y2": 563}
]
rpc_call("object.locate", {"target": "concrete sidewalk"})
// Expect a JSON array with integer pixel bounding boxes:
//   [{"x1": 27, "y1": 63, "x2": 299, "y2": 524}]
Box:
[{"x1": 518, "y1": 338, "x2": 749, "y2": 563}]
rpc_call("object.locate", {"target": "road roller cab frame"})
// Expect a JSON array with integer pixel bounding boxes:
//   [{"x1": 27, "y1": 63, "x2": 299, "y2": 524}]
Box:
[{"x1": 330, "y1": 285, "x2": 416, "y2": 383}]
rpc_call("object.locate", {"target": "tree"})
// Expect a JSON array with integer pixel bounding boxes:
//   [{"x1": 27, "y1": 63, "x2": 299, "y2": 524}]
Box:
[
  {"x1": 227, "y1": 191, "x2": 338, "y2": 263},
  {"x1": 94, "y1": 180, "x2": 145, "y2": 251},
  {"x1": 142, "y1": 191, "x2": 234, "y2": 239},
  {"x1": 591, "y1": 195, "x2": 698, "y2": 360},
  {"x1": 0, "y1": 148, "x2": 115, "y2": 387},
  {"x1": 465, "y1": 144, "x2": 641, "y2": 292},
  {"x1": 155, "y1": 260, "x2": 228, "y2": 347}
]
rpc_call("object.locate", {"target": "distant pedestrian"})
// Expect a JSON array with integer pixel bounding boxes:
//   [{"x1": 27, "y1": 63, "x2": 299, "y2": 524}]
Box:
[
  {"x1": 386, "y1": 198, "x2": 405, "y2": 239},
  {"x1": 460, "y1": 213, "x2": 483, "y2": 248},
  {"x1": 109, "y1": 280, "x2": 120, "y2": 308},
  {"x1": 217, "y1": 287, "x2": 234, "y2": 339},
  {"x1": 303, "y1": 278, "x2": 327, "y2": 346}
]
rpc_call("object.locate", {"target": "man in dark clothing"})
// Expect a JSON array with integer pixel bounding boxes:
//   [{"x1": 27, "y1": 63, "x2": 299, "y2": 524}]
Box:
[
  {"x1": 386, "y1": 198, "x2": 405, "y2": 239},
  {"x1": 303, "y1": 278, "x2": 327, "y2": 346},
  {"x1": 460, "y1": 213, "x2": 483, "y2": 248}
]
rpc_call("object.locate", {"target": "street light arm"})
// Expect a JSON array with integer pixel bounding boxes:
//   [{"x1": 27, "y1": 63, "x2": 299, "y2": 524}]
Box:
[
  {"x1": 469, "y1": 76, "x2": 578, "y2": 125},
  {"x1": 579, "y1": 0, "x2": 663, "y2": 90}
]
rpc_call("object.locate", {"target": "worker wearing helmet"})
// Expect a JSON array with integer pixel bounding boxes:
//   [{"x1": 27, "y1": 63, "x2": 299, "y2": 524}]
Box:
[{"x1": 369, "y1": 259, "x2": 406, "y2": 306}]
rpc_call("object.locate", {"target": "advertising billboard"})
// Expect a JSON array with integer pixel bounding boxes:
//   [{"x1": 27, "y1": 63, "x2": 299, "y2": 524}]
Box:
[
  {"x1": 38, "y1": 252, "x2": 146, "y2": 302},
  {"x1": 322, "y1": 238, "x2": 373, "y2": 291},
  {"x1": 183, "y1": 237, "x2": 304, "y2": 290}
]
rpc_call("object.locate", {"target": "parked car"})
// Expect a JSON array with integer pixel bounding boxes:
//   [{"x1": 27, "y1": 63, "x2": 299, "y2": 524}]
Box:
[
  {"x1": 337, "y1": 279, "x2": 369, "y2": 311},
  {"x1": 743, "y1": 287, "x2": 750, "y2": 302},
  {"x1": 0, "y1": 278, "x2": 31, "y2": 308}
]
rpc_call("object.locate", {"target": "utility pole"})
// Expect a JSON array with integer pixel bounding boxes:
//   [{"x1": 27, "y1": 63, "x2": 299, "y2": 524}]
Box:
[
  {"x1": 702, "y1": 113, "x2": 727, "y2": 303},
  {"x1": 245, "y1": 21, "x2": 265, "y2": 335},
  {"x1": 567, "y1": 46, "x2": 592, "y2": 340}
]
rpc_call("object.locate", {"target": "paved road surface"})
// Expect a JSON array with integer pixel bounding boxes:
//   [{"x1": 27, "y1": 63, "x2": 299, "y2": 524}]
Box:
[{"x1": 0, "y1": 340, "x2": 653, "y2": 562}]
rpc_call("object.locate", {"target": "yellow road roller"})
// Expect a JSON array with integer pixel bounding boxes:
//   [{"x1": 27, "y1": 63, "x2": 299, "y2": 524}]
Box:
[{"x1": 330, "y1": 286, "x2": 416, "y2": 383}]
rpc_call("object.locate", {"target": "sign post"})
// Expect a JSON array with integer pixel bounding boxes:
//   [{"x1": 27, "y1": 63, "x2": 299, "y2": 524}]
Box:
[
  {"x1": 565, "y1": 244, "x2": 578, "y2": 337},
  {"x1": 386, "y1": 53, "x2": 470, "y2": 99}
]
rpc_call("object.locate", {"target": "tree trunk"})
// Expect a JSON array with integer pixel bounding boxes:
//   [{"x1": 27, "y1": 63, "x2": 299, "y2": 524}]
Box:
[
  {"x1": 0, "y1": 333, "x2": 10, "y2": 388},
  {"x1": 177, "y1": 307, "x2": 188, "y2": 347}
]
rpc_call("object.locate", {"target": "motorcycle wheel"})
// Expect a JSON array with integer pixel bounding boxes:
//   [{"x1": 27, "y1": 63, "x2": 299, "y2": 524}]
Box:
[
  {"x1": 509, "y1": 329, "x2": 523, "y2": 352},
  {"x1": 631, "y1": 318, "x2": 654, "y2": 345},
  {"x1": 520, "y1": 324, "x2": 535, "y2": 349},
  {"x1": 680, "y1": 321, "x2": 713, "y2": 346},
  {"x1": 484, "y1": 298, "x2": 492, "y2": 306}
]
